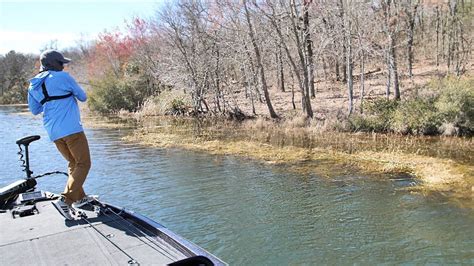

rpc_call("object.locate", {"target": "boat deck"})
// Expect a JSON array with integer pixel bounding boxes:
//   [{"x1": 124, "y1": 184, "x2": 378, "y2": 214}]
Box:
[{"x1": 0, "y1": 197, "x2": 215, "y2": 265}]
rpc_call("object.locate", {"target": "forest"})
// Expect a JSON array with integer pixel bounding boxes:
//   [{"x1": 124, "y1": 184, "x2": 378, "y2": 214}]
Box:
[{"x1": 1, "y1": 0, "x2": 472, "y2": 136}]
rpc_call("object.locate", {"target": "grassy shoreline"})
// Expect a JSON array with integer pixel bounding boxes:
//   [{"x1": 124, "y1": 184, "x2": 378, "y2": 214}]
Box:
[{"x1": 117, "y1": 116, "x2": 473, "y2": 208}]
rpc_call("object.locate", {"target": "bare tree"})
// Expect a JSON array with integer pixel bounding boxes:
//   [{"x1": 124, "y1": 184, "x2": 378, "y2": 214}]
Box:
[
  {"x1": 243, "y1": 0, "x2": 278, "y2": 119},
  {"x1": 303, "y1": 0, "x2": 316, "y2": 98},
  {"x1": 381, "y1": 0, "x2": 401, "y2": 100},
  {"x1": 403, "y1": 0, "x2": 419, "y2": 80},
  {"x1": 258, "y1": 0, "x2": 313, "y2": 118},
  {"x1": 338, "y1": 0, "x2": 354, "y2": 114}
]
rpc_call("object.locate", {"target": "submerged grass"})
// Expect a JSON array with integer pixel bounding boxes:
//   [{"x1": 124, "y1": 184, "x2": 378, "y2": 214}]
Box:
[
  {"x1": 122, "y1": 116, "x2": 473, "y2": 208},
  {"x1": 85, "y1": 114, "x2": 473, "y2": 208}
]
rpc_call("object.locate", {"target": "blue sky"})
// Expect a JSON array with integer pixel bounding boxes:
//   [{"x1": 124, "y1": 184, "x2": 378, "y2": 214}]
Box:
[{"x1": 0, "y1": 0, "x2": 162, "y2": 55}]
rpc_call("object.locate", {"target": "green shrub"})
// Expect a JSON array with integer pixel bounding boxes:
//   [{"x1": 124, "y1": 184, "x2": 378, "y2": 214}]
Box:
[
  {"x1": 365, "y1": 98, "x2": 399, "y2": 117},
  {"x1": 0, "y1": 76, "x2": 30, "y2": 104},
  {"x1": 88, "y1": 74, "x2": 153, "y2": 114},
  {"x1": 434, "y1": 77, "x2": 474, "y2": 135},
  {"x1": 0, "y1": 84, "x2": 28, "y2": 104},
  {"x1": 391, "y1": 97, "x2": 441, "y2": 135},
  {"x1": 349, "y1": 115, "x2": 382, "y2": 132},
  {"x1": 349, "y1": 98, "x2": 398, "y2": 132},
  {"x1": 348, "y1": 77, "x2": 473, "y2": 136},
  {"x1": 170, "y1": 98, "x2": 187, "y2": 115},
  {"x1": 136, "y1": 89, "x2": 191, "y2": 117}
]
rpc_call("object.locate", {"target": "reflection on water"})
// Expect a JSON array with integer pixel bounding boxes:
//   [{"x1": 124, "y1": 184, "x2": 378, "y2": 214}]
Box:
[{"x1": 0, "y1": 106, "x2": 473, "y2": 265}]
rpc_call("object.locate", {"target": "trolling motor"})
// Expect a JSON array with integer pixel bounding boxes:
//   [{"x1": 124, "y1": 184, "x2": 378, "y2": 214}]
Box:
[
  {"x1": 0, "y1": 136, "x2": 41, "y2": 208},
  {"x1": 17, "y1": 135, "x2": 41, "y2": 178},
  {"x1": 0, "y1": 135, "x2": 67, "y2": 209}
]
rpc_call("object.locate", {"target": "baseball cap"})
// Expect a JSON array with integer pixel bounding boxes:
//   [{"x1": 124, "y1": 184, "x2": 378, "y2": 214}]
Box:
[{"x1": 40, "y1": 49, "x2": 71, "y2": 70}]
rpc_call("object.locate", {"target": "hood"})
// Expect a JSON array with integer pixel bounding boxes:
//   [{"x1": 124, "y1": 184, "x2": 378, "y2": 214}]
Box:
[
  {"x1": 29, "y1": 71, "x2": 50, "y2": 90},
  {"x1": 28, "y1": 71, "x2": 50, "y2": 102}
]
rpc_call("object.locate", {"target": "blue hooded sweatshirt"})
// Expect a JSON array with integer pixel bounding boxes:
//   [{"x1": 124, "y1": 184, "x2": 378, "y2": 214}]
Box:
[{"x1": 28, "y1": 71, "x2": 87, "y2": 141}]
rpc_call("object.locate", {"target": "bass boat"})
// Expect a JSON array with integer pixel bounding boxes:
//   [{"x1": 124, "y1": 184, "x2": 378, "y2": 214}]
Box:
[{"x1": 0, "y1": 135, "x2": 226, "y2": 266}]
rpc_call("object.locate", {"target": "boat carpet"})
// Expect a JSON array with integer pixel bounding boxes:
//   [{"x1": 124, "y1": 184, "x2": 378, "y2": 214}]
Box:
[{"x1": 0, "y1": 200, "x2": 187, "y2": 265}]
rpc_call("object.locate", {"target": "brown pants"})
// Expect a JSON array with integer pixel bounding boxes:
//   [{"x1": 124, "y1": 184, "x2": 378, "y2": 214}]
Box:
[{"x1": 54, "y1": 131, "x2": 91, "y2": 205}]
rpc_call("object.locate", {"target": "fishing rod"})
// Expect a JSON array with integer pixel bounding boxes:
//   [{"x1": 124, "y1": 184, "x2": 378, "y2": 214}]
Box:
[{"x1": 77, "y1": 81, "x2": 108, "y2": 90}]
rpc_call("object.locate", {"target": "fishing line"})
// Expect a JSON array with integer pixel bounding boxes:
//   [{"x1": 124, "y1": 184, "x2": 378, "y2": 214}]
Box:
[
  {"x1": 34, "y1": 171, "x2": 68, "y2": 179},
  {"x1": 92, "y1": 203, "x2": 179, "y2": 261},
  {"x1": 80, "y1": 212, "x2": 140, "y2": 265}
]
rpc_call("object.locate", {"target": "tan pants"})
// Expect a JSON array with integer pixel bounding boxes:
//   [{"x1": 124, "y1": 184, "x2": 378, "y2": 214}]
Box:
[{"x1": 54, "y1": 131, "x2": 91, "y2": 205}]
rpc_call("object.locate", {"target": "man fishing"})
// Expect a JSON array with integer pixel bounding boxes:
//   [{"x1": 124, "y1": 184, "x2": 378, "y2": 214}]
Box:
[{"x1": 27, "y1": 49, "x2": 95, "y2": 220}]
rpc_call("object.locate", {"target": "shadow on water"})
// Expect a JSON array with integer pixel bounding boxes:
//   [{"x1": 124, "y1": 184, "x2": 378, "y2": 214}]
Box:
[{"x1": 1, "y1": 106, "x2": 473, "y2": 265}]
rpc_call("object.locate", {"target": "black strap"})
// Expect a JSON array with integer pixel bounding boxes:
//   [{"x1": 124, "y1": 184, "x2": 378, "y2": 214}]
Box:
[{"x1": 40, "y1": 81, "x2": 73, "y2": 105}]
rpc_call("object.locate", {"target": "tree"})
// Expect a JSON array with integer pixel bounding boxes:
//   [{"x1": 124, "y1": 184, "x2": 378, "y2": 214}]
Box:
[
  {"x1": 243, "y1": 0, "x2": 278, "y2": 119},
  {"x1": 259, "y1": 0, "x2": 313, "y2": 118},
  {"x1": 403, "y1": 0, "x2": 419, "y2": 80},
  {"x1": 338, "y1": 0, "x2": 354, "y2": 115},
  {"x1": 380, "y1": 0, "x2": 401, "y2": 100},
  {"x1": 0, "y1": 51, "x2": 35, "y2": 104}
]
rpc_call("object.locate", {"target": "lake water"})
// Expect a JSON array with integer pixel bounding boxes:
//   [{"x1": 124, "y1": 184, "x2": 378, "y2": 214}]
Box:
[{"x1": 1, "y1": 105, "x2": 472, "y2": 265}]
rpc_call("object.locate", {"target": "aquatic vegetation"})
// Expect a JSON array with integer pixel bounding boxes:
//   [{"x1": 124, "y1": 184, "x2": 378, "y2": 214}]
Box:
[{"x1": 120, "y1": 116, "x2": 473, "y2": 208}]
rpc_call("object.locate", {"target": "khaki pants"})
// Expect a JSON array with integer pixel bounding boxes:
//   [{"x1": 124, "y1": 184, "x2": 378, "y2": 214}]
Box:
[{"x1": 54, "y1": 131, "x2": 91, "y2": 205}]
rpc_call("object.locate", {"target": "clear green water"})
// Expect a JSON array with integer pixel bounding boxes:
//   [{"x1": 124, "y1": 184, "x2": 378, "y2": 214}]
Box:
[{"x1": 1, "y1": 106, "x2": 473, "y2": 265}]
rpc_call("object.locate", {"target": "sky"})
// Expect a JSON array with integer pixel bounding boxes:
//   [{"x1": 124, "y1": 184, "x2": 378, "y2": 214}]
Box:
[{"x1": 0, "y1": 0, "x2": 162, "y2": 55}]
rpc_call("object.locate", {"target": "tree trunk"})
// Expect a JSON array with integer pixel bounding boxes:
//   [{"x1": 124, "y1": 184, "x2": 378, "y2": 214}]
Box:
[
  {"x1": 277, "y1": 43, "x2": 285, "y2": 92},
  {"x1": 419, "y1": 4, "x2": 424, "y2": 40},
  {"x1": 389, "y1": 32, "x2": 400, "y2": 100},
  {"x1": 290, "y1": 69, "x2": 296, "y2": 110},
  {"x1": 346, "y1": 38, "x2": 353, "y2": 115},
  {"x1": 290, "y1": 0, "x2": 313, "y2": 118},
  {"x1": 436, "y1": 6, "x2": 440, "y2": 67},
  {"x1": 303, "y1": 0, "x2": 316, "y2": 98},
  {"x1": 242, "y1": 66, "x2": 256, "y2": 115},
  {"x1": 243, "y1": 42, "x2": 263, "y2": 103},
  {"x1": 407, "y1": 3, "x2": 418, "y2": 80},
  {"x1": 386, "y1": 49, "x2": 391, "y2": 99},
  {"x1": 243, "y1": 0, "x2": 278, "y2": 119},
  {"x1": 214, "y1": 44, "x2": 222, "y2": 113},
  {"x1": 383, "y1": 0, "x2": 400, "y2": 100},
  {"x1": 447, "y1": 9, "x2": 453, "y2": 70},
  {"x1": 341, "y1": 53, "x2": 347, "y2": 84},
  {"x1": 359, "y1": 51, "x2": 365, "y2": 114},
  {"x1": 322, "y1": 57, "x2": 328, "y2": 80},
  {"x1": 339, "y1": 1, "x2": 347, "y2": 85},
  {"x1": 442, "y1": 12, "x2": 447, "y2": 61},
  {"x1": 341, "y1": 0, "x2": 353, "y2": 114}
]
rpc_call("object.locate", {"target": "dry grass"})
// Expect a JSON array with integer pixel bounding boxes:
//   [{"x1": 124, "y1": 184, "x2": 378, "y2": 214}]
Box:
[{"x1": 123, "y1": 119, "x2": 473, "y2": 208}]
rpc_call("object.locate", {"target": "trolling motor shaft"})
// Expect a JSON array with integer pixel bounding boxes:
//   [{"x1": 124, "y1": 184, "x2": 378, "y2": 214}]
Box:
[
  {"x1": 0, "y1": 136, "x2": 41, "y2": 208},
  {"x1": 16, "y1": 135, "x2": 41, "y2": 179}
]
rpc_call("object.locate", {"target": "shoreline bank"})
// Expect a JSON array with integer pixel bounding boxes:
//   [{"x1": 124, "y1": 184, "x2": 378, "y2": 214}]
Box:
[{"x1": 119, "y1": 117, "x2": 473, "y2": 209}]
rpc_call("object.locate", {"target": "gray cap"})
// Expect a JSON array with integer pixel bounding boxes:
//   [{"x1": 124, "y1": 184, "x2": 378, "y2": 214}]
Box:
[{"x1": 40, "y1": 49, "x2": 71, "y2": 70}]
